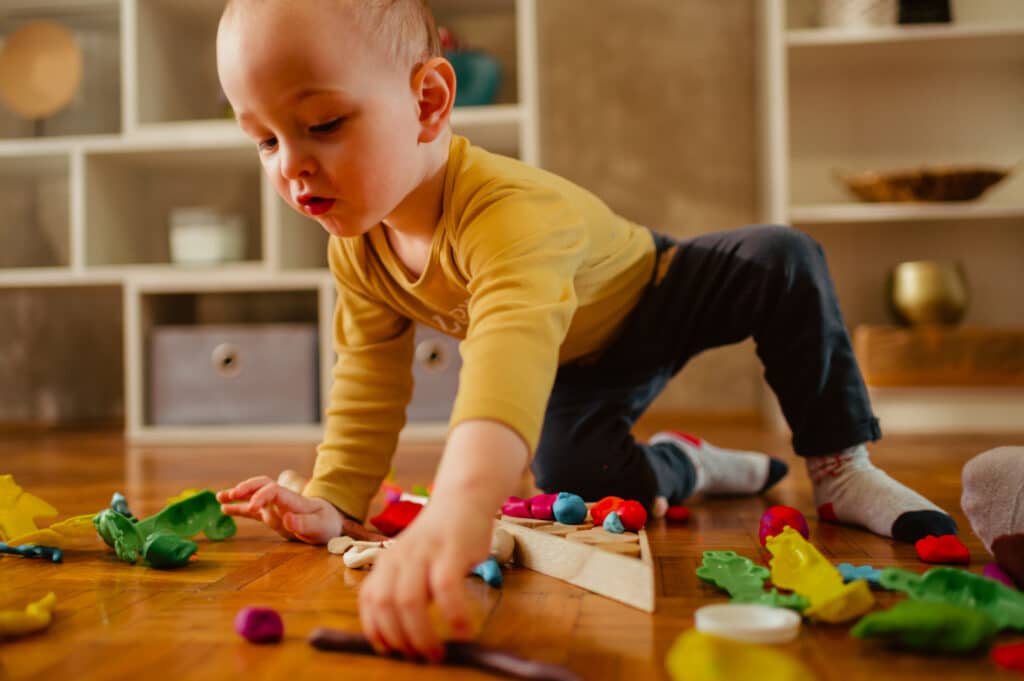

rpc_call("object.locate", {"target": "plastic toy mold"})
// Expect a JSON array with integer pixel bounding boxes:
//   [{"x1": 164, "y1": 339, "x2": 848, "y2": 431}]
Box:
[
  {"x1": 696, "y1": 551, "x2": 808, "y2": 612},
  {"x1": 880, "y1": 566, "x2": 1024, "y2": 631},
  {"x1": 765, "y1": 527, "x2": 874, "y2": 623}
]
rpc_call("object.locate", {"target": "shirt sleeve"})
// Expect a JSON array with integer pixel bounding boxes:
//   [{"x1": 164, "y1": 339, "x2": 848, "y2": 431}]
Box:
[
  {"x1": 450, "y1": 188, "x2": 588, "y2": 452},
  {"x1": 304, "y1": 238, "x2": 414, "y2": 522}
]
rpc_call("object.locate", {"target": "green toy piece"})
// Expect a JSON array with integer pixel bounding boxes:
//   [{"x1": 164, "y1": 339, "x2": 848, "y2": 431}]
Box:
[
  {"x1": 93, "y1": 489, "x2": 231, "y2": 569},
  {"x1": 851, "y1": 600, "x2": 998, "y2": 654},
  {"x1": 697, "y1": 550, "x2": 809, "y2": 612},
  {"x1": 880, "y1": 567, "x2": 1024, "y2": 631}
]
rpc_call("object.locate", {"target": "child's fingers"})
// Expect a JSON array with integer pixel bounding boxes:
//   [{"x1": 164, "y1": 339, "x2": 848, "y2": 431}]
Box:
[
  {"x1": 220, "y1": 502, "x2": 265, "y2": 520},
  {"x1": 281, "y1": 511, "x2": 327, "y2": 544},
  {"x1": 217, "y1": 476, "x2": 275, "y2": 503},
  {"x1": 430, "y1": 559, "x2": 473, "y2": 640},
  {"x1": 248, "y1": 482, "x2": 320, "y2": 515},
  {"x1": 394, "y1": 566, "x2": 443, "y2": 662}
]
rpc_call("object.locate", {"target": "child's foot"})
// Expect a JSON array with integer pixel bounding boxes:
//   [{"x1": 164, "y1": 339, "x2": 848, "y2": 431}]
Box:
[
  {"x1": 807, "y1": 444, "x2": 956, "y2": 543},
  {"x1": 646, "y1": 431, "x2": 789, "y2": 515}
]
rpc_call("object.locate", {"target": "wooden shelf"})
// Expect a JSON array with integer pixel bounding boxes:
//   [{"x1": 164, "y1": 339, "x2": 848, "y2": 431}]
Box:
[
  {"x1": 790, "y1": 202, "x2": 1024, "y2": 224},
  {"x1": 787, "y1": 22, "x2": 1024, "y2": 47}
]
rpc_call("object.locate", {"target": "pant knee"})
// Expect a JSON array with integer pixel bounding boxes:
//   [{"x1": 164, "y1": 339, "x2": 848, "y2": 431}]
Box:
[{"x1": 745, "y1": 224, "x2": 825, "y2": 281}]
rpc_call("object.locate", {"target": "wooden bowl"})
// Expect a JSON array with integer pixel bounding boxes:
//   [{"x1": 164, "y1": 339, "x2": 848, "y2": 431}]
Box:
[{"x1": 837, "y1": 165, "x2": 1012, "y2": 202}]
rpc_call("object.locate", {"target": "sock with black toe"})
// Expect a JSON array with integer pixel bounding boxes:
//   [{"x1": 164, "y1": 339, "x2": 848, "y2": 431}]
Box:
[
  {"x1": 645, "y1": 431, "x2": 789, "y2": 514},
  {"x1": 807, "y1": 444, "x2": 957, "y2": 543}
]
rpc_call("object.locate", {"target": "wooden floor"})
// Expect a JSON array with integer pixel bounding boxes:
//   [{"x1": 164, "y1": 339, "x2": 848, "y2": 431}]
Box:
[{"x1": 0, "y1": 421, "x2": 1020, "y2": 681}]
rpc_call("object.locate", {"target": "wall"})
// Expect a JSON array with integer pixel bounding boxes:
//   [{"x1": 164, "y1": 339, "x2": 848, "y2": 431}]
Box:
[{"x1": 537, "y1": 0, "x2": 763, "y2": 417}]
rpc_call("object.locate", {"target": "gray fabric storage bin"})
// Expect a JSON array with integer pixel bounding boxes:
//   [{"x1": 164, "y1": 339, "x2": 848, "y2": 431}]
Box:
[{"x1": 149, "y1": 324, "x2": 319, "y2": 425}]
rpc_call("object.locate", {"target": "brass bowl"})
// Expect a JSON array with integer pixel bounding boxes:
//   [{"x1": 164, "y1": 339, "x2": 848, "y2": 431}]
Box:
[{"x1": 888, "y1": 261, "x2": 969, "y2": 325}]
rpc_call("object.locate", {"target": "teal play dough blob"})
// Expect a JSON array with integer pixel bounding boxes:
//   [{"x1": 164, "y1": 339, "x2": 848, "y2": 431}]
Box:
[
  {"x1": 851, "y1": 600, "x2": 998, "y2": 653},
  {"x1": 552, "y1": 493, "x2": 587, "y2": 525},
  {"x1": 603, "y1": 512, "x2": 625, "y2": 534},
  {"x1": 471, "y1": 557, "x2": 503, "y2": 588}
]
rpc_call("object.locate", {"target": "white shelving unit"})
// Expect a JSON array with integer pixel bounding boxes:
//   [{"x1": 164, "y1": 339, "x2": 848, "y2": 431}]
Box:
[
  {"x1": 0, "y1": 0, "x2": 541, "y2": 442},
  {"x1": 758, "y1": 0, "x2": 1024, "y2": 433}
]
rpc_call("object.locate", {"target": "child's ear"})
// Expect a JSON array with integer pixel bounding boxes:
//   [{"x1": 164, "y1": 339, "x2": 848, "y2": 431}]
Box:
[{"x1": 413, "y1": 57, "x2": 455, "y2": 144}]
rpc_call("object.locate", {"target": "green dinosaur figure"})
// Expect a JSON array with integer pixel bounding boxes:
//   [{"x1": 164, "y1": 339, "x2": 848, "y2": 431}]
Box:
[
  {"x1": 697, "y1": 550, "x2": 808, "y2": 612},
  {"x1": 93, "y1": 490, "x2": 232, "y2": 569},
  {"x1": 880, "y1": 567, "x2": 1024, "y2": 631},
  {"x1": 851, "y1": 600, "x2": 998, "y2": 654}
]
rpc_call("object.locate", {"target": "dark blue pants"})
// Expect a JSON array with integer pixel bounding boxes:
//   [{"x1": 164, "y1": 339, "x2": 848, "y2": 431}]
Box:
[{"x1": 532, "y1": 225, "x2": 881, "y2": 507}]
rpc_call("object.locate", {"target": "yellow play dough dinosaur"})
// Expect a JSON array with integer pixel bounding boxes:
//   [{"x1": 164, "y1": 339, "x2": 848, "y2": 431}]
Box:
[
  {"x1": 0, "y1": 475, "x2": 57, "y2": 541},
  {"x1": 6, "y1": 514, "x2": 101, "y2": 549}
]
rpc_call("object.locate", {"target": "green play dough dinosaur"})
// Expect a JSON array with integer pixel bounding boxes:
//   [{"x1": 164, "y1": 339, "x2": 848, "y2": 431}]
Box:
[
  {"x1": 93, "y1": 490, "x2": 233, "y2": 569},
  {"x1": 851, "y1": 600, "x2": 998, "y2": 653},
  {"x1": 697, "y1": 550, "x2": 809, "y2": 612},
  {"x1": 880, "y1": 567, "x2": 1024, "y2": 631}
]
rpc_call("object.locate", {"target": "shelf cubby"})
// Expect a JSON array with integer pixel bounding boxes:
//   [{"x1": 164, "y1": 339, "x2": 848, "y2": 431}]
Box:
[
  {"x1": 131, "y1": 0, "x2": 228, "y2": 127},
  {"x1": 83, "y1": 145, "x2": 262, "y2": 267},
  {"x1": 0, "y1": 153, "x2": 71, "y2": 269},
  {"x1": 0, "y1": 1, "x2": 121, "y2": 139}
]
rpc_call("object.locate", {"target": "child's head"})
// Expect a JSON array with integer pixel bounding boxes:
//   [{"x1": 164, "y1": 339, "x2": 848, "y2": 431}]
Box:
[{"x1": 217, "y1": 0, "x2": 455, "y2": 238}]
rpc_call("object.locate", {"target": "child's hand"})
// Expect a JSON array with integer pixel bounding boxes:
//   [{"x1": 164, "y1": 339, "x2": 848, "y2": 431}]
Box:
[
  {"x1": 217, "y1": 476, "x2": 342, "y2": 544},
  {"x1": 358, "y1": 498, "x2": 491, "y2": 663}
]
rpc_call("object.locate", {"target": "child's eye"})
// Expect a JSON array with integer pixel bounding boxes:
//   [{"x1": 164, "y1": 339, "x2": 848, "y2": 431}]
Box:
[
  {"x1": 258, "y1": 137, "x2": 277, "y2": 152},
  {"x1": 310, "y1": 118, "x2": 344, "y2": 134}
]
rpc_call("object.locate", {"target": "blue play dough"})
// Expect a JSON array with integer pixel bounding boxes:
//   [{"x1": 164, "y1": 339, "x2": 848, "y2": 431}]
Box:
[
  {"x1": 552, "y1": 493, "x2": 588, "y2": 524},
  {"x1": 603, "y1": 511, "x2": 625, "y2": 534},
  {"x1": 838, "y1": 562, "x2": 883, "y2": 585},
  {"x1": 471, "y1": 557, "x2": 503, "y2": 588}
]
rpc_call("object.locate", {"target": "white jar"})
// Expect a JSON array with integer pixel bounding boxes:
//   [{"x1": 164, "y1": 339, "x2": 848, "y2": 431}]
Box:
[
  {"x1": 169, "y1": 207, "x2": 246, "y2": 266},
  {"x1": 819, "y1": 0, "x2": 897, "y2": 28}
]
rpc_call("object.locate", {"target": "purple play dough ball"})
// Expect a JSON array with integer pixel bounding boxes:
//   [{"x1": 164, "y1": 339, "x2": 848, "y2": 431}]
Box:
[{"x1": 235, "y1": 606, "x2": 284, "y2": 643}]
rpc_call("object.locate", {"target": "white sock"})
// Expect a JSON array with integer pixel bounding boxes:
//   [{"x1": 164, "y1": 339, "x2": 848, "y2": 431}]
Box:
[
  {"x1": 649, "y1": 431, "x2": 785, "y2": 497},
  {"x1": 807, "y1": 444, "x2": 955, "y2": 542}
]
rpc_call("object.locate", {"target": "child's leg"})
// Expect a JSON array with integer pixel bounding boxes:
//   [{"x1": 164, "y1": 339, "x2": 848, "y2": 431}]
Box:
[
  {"x1": 533, "y1": 375, "x2": 788, "y2": 510},
  {"x1": 644, "y1": 225, "x2": 954, "y2": 542}
]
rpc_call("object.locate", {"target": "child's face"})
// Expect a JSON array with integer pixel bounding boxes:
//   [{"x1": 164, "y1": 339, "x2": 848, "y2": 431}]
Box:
[{"x1": 217, "y1": 3, "x2": 426, "y2": 238}]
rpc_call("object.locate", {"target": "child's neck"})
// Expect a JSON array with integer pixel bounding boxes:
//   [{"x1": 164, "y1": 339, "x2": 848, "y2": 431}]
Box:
[{"x1": 381, "y1": 130, "x2": 452, "y2": 279}]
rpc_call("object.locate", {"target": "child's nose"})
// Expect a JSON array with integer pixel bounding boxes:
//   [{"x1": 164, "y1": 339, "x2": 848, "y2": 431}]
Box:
[{"x1": 279, "y1": 144, "x2": 317, "y2": 179}]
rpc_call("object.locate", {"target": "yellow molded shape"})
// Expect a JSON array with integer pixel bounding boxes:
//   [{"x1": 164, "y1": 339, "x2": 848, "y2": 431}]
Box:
[
  {"x1": 0, "y1": 592, "x2": 57, "y2": 638},
  {"x1": 166, "y1": 488, "x2": 204, "y2": 506},
  {"x1": 666, "y1": 630, "x2": 816, "y2": 681},
  {"x1": 766, "y1": 527, "x2": 874, "y2": 623},
  {"x1": 7, "y1": 514, "x2": 101, "y2": 549},
  {"x1": 0, "y1": 475, "x2": 58, "y2": 541}
]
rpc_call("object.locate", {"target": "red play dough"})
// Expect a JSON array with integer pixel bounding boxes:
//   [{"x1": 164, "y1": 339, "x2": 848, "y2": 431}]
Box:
[
  {"x1": 590, "y1": 496, "x2": 624, "y2": 526},
  {"x1": 915, "y1": 534, "x2": 970, "y2": 565},
  {"x1": 527, "y1": 493, "x2": 558, "y2": 520},
  {"x1": 759, "y1": 505, "x2": 810, "y2": 547},
  {"x1": 369, "y1": 500, "x2": 423, "y2": 536},
  {"x1": 590, "y1": 496, "x2": 647, "y2": 530},
  {"x1": 615, "y1": 500, "x2": 647, "y2": 531},
  {"x1": 501, "y1": 496, "x2": 532, "y2": 518},
  {"x1": 666, "y1": 506, "x2": 690, "y2": 522},
  {"x1": 993, "y1": 642, "x2": 1024, "y2": 673}
]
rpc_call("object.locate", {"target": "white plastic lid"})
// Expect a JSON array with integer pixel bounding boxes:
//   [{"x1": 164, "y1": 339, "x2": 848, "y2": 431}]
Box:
[{"x1": 694, "y1": 603, "x2": 802, "y2": 644}]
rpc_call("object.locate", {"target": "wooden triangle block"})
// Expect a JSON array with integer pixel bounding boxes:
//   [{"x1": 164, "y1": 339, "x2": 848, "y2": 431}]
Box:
[{"x1": 496, "y1": 516, "x2": 655, "y2": 612}]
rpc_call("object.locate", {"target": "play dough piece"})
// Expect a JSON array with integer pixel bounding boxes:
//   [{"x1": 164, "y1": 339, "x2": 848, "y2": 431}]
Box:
[
  {"x1": 0, "y1": 592, "x2": 57, "y2": 639},
  {"x1": 7, "y1": 514, "x2": 100, "y2": 550},
  {"x1": 666, "y1": 629, "x2": 815, "y2": 681},
  {"x1": 837, "y1": 563, "x2": 883, "y2": 586},
  {"x1": 759, "y1": 506, "x2": 809, "y2": 547},
  {"x1": 138, "y1": 490, "x2": 236, "y2": 541},
  {"x1": 983, "y1": 562, "x2": 1016, "y2": 588},
  {"x1": 696, "y1": 550, "x2": 808, "y2": 612},
  {"x1": 552, "y1": 493, "x2": 587, "y2": 525},
  {"x1": 603, "y1": 512, "x2": 625, "y2": 534},
  {"x1": 368, "y1": 500, "x2": 423, "y2": 536},
  {"x1": 327, "y1": 536, "x2": 355, "y2": 555},
  {"x1": 110, "y1": 492, "x2": 134, "y2": 519},
  {"x1": 501, "y1": 496, "x2": 532, "y2": 519},
  {"x1": 992, "y1": 641, "x2": 1024, "y2": 673},
  {"x1": 0, "y1": 475, "x2": 58, "y2": 541},
  {"x1": 0, "y1": 543, "x2": 62, "y2": 563},
  {"x1": 235, "y1": 606, "x2": 284, "y2": 643},
  {"x1": 527, "y1": 494, "x2": 558, "y2": 520},
  {"x1": 472, "y1": 556, "x2": 503, "y2": 587},
  {"x1": 851, "y1": 600, "x2": 997, "y2": 653},
  {"x1": 666, "y1": 505, "x2": 690, "y2": 522},
  {"x1": 880, "y1": 566, "x2": 1024, "y2": 631},
  {"x1": 915, "y1": 534, "x2": 970, "y2": 565}
]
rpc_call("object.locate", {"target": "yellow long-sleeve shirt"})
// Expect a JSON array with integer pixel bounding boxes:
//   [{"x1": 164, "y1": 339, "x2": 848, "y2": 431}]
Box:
[{"x1": 304, "y1": 135, "x2": 656, "y2": 521}]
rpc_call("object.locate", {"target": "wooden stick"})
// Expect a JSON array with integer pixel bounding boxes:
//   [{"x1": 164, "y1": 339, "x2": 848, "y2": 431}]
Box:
[{"x1": 308, "y1": 627, "x2": 581, "y2": 681}]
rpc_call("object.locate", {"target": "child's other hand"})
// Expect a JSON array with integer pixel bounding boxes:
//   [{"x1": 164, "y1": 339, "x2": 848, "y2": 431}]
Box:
[
  {"x1": 217, "y1": 476, "x2": 342, "y2": 544},
  {"x1": 358, "y1": 499, "x2": 491, "y2": 663}
]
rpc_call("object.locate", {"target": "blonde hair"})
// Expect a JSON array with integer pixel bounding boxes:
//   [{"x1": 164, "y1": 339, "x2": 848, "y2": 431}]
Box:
[{"x1": 223, "y1": 0, "x2": 442, "y2": 71}]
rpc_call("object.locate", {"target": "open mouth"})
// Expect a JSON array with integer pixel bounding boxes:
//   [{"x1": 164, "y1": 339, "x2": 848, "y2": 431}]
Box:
[{"x1": 297, "y1": 196, "x2": 336, "y2": 216}]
